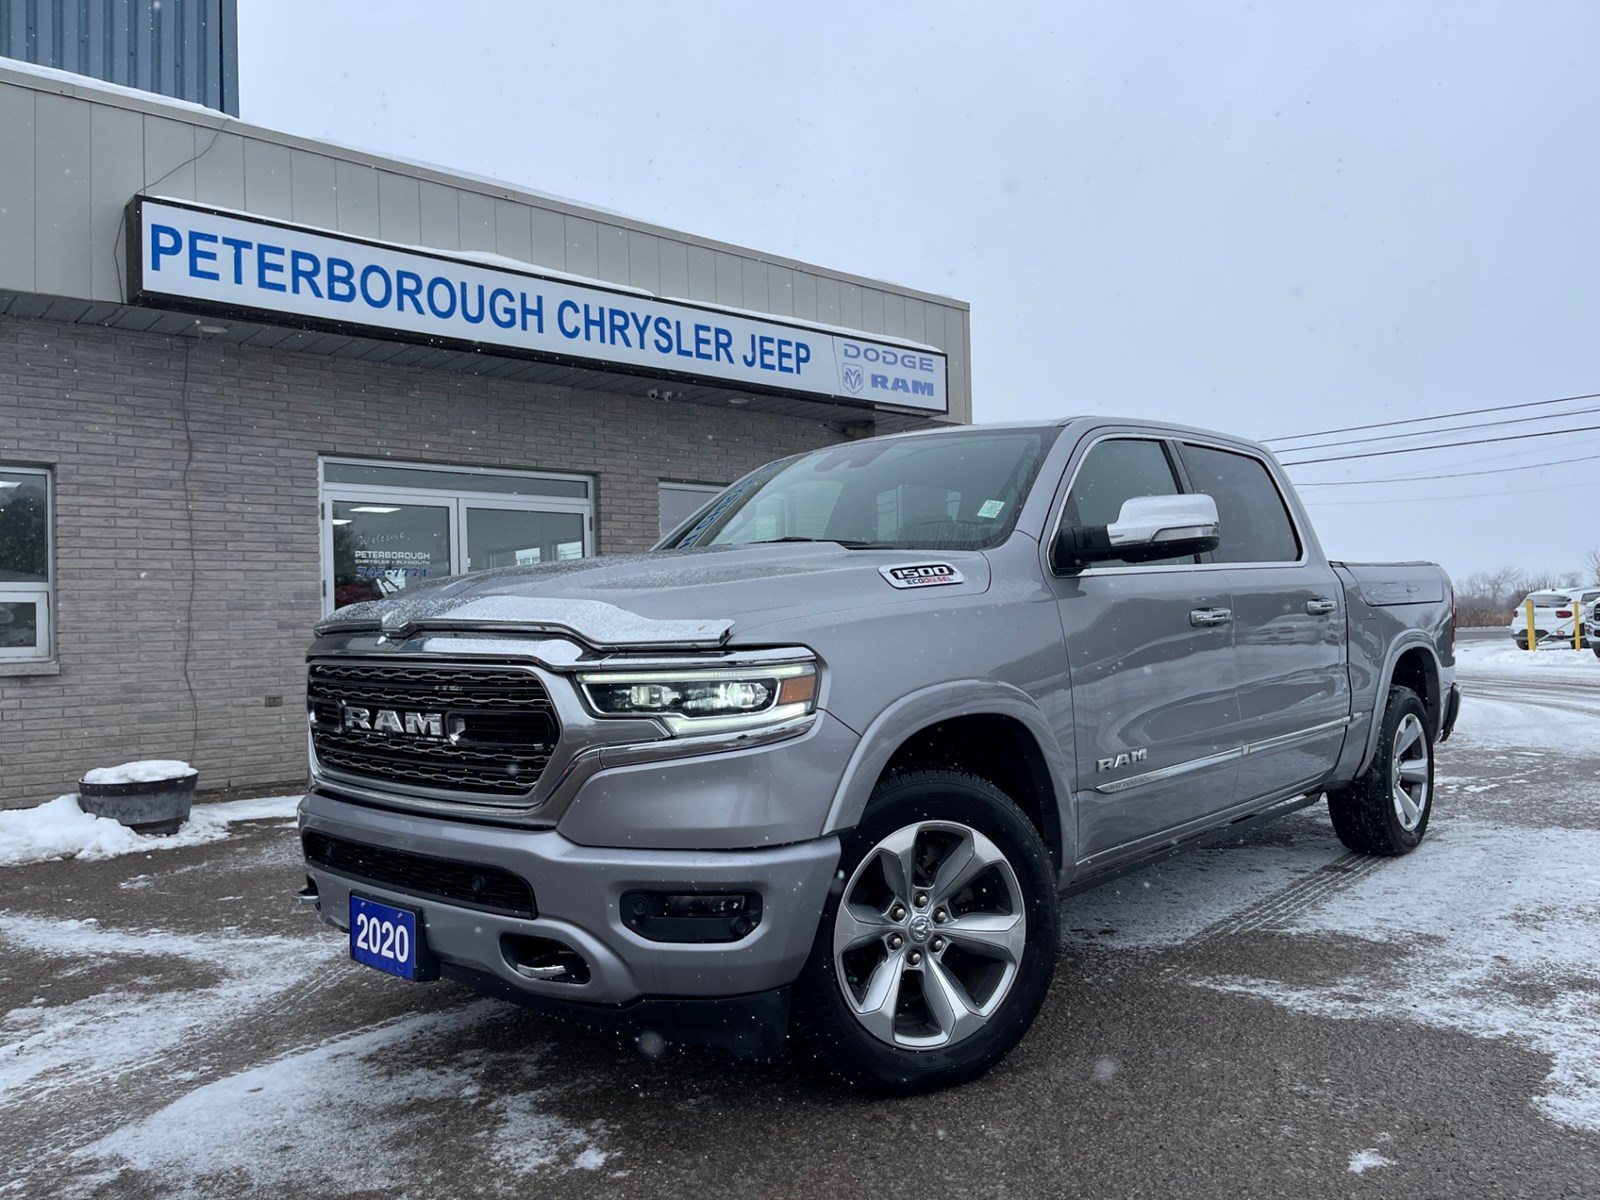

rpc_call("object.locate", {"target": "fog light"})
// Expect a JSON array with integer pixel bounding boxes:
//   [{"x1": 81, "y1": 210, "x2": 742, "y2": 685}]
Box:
[{"x1": 621, "y1": 890, "x2": 762, "y2": 943}]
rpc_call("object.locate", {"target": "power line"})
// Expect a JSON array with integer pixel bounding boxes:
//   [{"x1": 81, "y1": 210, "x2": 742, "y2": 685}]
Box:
[
  {"x1": 1331, "y1": 430, "x2": 1600, "y2": 480},
  {"x1": 1270, "y1": 404, "x2": 1600, "y2": 455},
  {"x1": 1293, "y1": 449, "x2": 1600, "y2": 488},
  {"x1": 1302, "y1": 477, "x2": 1599, "y2": 506},
  {"x1": 1264, "y1": 389, "x2": 1600, "y2": 443},
  {"x1": 1278, "y1": 422, "x2": 1600, "y2": 466}
]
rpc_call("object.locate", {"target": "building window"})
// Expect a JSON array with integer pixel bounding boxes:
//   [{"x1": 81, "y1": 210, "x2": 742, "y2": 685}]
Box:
[
  {"x1": 659, "y1": 482, "x2": 725, "y2": 539},
  {"x1": 320, "y1": 459, "x2": 593, "y2": 615},
  {"x1": 0, "y1": 466, "x2": 53, "y2": 661}
]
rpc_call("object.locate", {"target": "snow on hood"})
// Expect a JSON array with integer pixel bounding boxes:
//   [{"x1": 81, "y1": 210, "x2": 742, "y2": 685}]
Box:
[{"x1": 317, "y1": 543, "x2": 991, "y2": 649}]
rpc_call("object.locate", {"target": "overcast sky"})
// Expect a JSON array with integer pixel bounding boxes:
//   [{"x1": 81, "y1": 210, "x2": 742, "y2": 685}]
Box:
[{"x1": 238, "y1": 1, "x2": 1598, "y2": 582}]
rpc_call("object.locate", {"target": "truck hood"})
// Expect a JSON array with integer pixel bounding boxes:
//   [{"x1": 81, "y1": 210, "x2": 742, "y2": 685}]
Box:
[{"x1": 317, "y1": 543, "x2": 994, "y2": 650}]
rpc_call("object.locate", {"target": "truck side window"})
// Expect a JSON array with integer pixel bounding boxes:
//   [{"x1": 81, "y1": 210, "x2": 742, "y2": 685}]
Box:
[
  {"x1": 1178, "y1": 444, "x2": 1302, "y2": 564},
  {"x1": 1063, "y1": 438, "x2": 1190, "y2": 569}
]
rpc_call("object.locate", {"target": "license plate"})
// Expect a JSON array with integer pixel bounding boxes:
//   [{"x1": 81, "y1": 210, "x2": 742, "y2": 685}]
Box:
[{"x1": 349, "y1": 894, "x2": 423, "y2": 980}]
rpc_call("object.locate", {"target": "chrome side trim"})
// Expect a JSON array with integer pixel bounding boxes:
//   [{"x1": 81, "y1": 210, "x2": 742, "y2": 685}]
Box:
[
  {"x1": 1241, "y1": 716, "x2": 1351, "y2": 757},
  {"x1": 1092, "y1": 716, "x2": 1352, "y2": 795},
  {"x1": 1093, "y1": 747, "x2": 1244, "y2": 794}
]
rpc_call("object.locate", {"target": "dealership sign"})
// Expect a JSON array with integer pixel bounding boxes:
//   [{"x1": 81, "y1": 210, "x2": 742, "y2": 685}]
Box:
[{"x1": 126, "y1": 197, "x2": 948, "y2": 413}]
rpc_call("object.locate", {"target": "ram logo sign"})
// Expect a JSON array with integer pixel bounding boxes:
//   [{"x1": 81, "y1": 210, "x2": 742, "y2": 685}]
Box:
[{"x1": 342, "y1": 707, "x2": 446, "y2": 739}]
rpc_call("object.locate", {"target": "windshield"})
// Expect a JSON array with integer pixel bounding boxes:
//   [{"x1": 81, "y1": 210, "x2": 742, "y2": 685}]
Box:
[
  {"x1": 666, "y1": 430, "x2": 1056, "y2": 551},
  {"x1": 1525, "y1": 592, "x2": 1571, "y2": 606}
]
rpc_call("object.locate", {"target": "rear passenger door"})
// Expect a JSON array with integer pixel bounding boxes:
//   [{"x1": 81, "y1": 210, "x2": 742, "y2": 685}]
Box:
[
  {"x1": 1047, "y1": 435, "x2": 1243, "y2": 863},
  {"x1": 1174, "y1": 441, "x2": 1350, "y2": 804}
]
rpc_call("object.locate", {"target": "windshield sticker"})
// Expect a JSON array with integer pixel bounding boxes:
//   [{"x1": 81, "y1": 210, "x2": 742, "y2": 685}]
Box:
[
  {"x1": 880, "y1": 563, "x2": 965, "y2": 590},
  {"x1": 977, "y1": 499, "x2": 1006, "y2": 519}
]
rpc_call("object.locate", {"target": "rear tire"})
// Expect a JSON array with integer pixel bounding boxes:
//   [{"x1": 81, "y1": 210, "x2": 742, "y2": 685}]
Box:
[
  {"x1": 1327, "y1": 686, "x2": 1434, "y2": 856},
  {"x1": 793, "y1": 769, "x2": 1057, "y2": 1094}
]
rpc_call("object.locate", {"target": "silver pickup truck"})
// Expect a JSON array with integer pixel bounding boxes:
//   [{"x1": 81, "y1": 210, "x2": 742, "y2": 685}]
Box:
[{"x1": 298, "y1": 418, "x2": 1459, "y2": 1092}]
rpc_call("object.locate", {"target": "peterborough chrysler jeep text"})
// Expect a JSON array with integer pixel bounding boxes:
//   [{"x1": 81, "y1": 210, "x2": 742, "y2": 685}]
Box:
[{"x1": 297, "y1": 418, "x2": 1459, "y2": 1092}]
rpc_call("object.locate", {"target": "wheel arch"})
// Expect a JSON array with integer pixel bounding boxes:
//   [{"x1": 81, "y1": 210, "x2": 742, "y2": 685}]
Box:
[
  {"x1": 1356, "y1": 636, "x2": 1442, "y2": 774},
  {"x1": 822, "y1": 682, "x2": 1074, "y2": 878}
]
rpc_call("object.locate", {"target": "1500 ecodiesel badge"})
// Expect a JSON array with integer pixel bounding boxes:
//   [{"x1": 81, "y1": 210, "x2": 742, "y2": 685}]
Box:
[{"x1": 298, "y1": 417, "x2": 1459, "y2": 1093}]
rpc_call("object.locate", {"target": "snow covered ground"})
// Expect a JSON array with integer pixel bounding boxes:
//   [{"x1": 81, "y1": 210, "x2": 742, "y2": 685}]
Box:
[
  {"x1": 1070, "y1": 678, "x2": 1600, "y2": 1138},
  {"x1": 1455, "y1": 638, "x2": 1600, "y2": 681},
  {"x1": 2, "y1": 670, "x2": 1597, "y2": 1198}
]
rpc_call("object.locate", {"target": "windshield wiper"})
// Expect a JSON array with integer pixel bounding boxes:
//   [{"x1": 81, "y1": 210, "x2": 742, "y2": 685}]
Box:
[{"x1": 742, "y1": 537, "x2": 876, "y2": 549}]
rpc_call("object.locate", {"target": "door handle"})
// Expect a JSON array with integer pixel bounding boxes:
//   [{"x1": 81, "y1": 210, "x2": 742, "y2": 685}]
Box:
[
  {"x1": 1189, "y1": 607, "x2": 1233, "y2": 627},
  {"x1": 1305, "y1": 597, "x2": 1338, "y2": 616}
]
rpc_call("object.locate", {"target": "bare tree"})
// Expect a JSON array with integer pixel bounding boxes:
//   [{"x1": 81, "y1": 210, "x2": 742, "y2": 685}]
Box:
[
  {"x1": 1586, "y1": 545, "x2": 1600, "y2": 586},
  {"x1": 1483, "y1": 566, "x2": 1522, "y2": 609}
]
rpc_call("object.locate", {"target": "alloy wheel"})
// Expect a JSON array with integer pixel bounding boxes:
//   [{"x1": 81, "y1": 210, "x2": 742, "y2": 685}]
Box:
[
  {"x1": 832, "y1": 820, "x2": 1026, "y2": 1049},
  {"x1": 1390, "y1": 712, "x2": 1431, "y2": 831}
]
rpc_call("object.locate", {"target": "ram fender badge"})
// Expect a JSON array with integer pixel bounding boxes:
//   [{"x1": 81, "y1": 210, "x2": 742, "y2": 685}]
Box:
[
  {"x1": 879, "y1": 563, "x2": 964, "y2": 590},
  {"x1": 1097, "y1": 749, "x2": 1148, "y2": 772}
]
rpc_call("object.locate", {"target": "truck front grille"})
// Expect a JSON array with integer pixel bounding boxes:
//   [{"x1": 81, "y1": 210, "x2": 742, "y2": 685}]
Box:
[
  {"x1": 308, "y1": 661, "x2": 559, "y2": 800},
  {"x1": 303, "y1": 831, "x2": 537, "y2": 917}
]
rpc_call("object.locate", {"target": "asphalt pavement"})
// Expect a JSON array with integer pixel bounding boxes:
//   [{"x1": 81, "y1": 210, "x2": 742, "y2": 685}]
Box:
[{"x1": 3, "y1": 661, "x2": 1598, "y2": 1199}]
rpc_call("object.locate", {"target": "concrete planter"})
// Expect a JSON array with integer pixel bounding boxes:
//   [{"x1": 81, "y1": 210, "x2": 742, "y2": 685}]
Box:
[{"x1": 78, "y1": 771, "x2": 198, "y2": 836}]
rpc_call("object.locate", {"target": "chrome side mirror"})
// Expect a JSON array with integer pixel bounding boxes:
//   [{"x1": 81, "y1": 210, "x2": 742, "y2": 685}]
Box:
[{"x1": 1053, "y1": 493, "x2": 1221, "y2": 572}]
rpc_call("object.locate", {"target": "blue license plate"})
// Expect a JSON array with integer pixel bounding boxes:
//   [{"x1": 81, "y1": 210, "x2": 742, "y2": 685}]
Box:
[{"x1": 349, "y1": 895, "x2": 421, "y2": 980}]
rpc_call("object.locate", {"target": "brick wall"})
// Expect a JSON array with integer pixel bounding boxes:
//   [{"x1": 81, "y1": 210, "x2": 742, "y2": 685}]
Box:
[{"x1": 0, "y1": 315, "x2": 845, "y2": 808}]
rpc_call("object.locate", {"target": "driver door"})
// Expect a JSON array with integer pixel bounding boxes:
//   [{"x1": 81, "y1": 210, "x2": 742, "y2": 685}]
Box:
[{"x1": 1045, "y1": 436, "x2": 1243, "y2": 864}]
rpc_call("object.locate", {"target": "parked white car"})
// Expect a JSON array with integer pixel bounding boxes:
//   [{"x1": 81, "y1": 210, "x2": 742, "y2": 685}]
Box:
[{"x1": 1509, "y1": 588, "x2": 1600, "y2": 649}]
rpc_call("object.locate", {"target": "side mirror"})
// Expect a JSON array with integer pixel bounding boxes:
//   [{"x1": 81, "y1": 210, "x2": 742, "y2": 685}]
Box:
[{"x1": 1052, "y1": 493, "x2": 1221, "y2": 573}]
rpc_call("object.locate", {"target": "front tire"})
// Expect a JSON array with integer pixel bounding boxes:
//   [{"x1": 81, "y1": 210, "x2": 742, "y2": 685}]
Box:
[
  {"x1": 794, "y1": 769, "x2": 1057, "y2": 1094},
  {"x1": 1327, "y1": 686, "x2": 1434, "y2": 855}
]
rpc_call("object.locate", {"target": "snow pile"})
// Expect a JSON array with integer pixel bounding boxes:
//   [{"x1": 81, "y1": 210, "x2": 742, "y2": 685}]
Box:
[
  {"x1": 0, "y1": 794, "x2": 301, "y2": 867},
  {"x1": 81, "y1": 759, "x2": 197, "y2": 786}
]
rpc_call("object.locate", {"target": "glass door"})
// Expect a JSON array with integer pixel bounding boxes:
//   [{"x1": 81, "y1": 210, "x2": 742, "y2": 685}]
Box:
[
  {"x1": 328, "y1": 498, "x2": 454, "y2": 610},
  {"x1": 319, "y1": 461, "x2": 595, "y2": 616},
  {"x1": 464, "y1": 506, "x2": 587, "y2": 571}
]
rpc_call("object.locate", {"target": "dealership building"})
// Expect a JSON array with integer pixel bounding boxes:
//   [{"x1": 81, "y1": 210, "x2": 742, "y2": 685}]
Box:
[{"x1": 0, "y1": 24, "x2": 971, "y2": 807}]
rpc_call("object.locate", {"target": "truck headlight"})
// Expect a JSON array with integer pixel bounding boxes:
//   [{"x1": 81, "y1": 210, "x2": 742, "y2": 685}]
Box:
[{"x1": 577, "y1": 663, "x2": 817, "y2": 735}]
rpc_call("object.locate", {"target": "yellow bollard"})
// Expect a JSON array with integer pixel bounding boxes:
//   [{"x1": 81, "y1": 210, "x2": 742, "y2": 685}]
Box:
[
  {"x1": 1579, "y1": 600, "x2": 1586, "y2": 652},
  {"x1": 1526, "y1": 598, "x2": 1537, "y2": 651}
]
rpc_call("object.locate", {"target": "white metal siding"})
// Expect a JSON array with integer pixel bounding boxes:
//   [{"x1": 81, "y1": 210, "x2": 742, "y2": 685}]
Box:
[{"x1": 0, "y1": 64, "x2": 973, "y2": 421}]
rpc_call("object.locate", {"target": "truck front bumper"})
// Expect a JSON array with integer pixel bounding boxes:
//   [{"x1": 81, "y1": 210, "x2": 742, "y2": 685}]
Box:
[{"x1": 298, "y1": 790, "x2": 840, "y2": 1014}]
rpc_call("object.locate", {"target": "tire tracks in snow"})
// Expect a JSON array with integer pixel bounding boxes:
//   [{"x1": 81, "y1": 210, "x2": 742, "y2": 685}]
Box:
[
  {"x1": 1154, "y1": 852, "x2": 1388, "y2": 973},
  {"x1": 1465, "y1": 679, "x2": 1600, "y2": 721}
]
